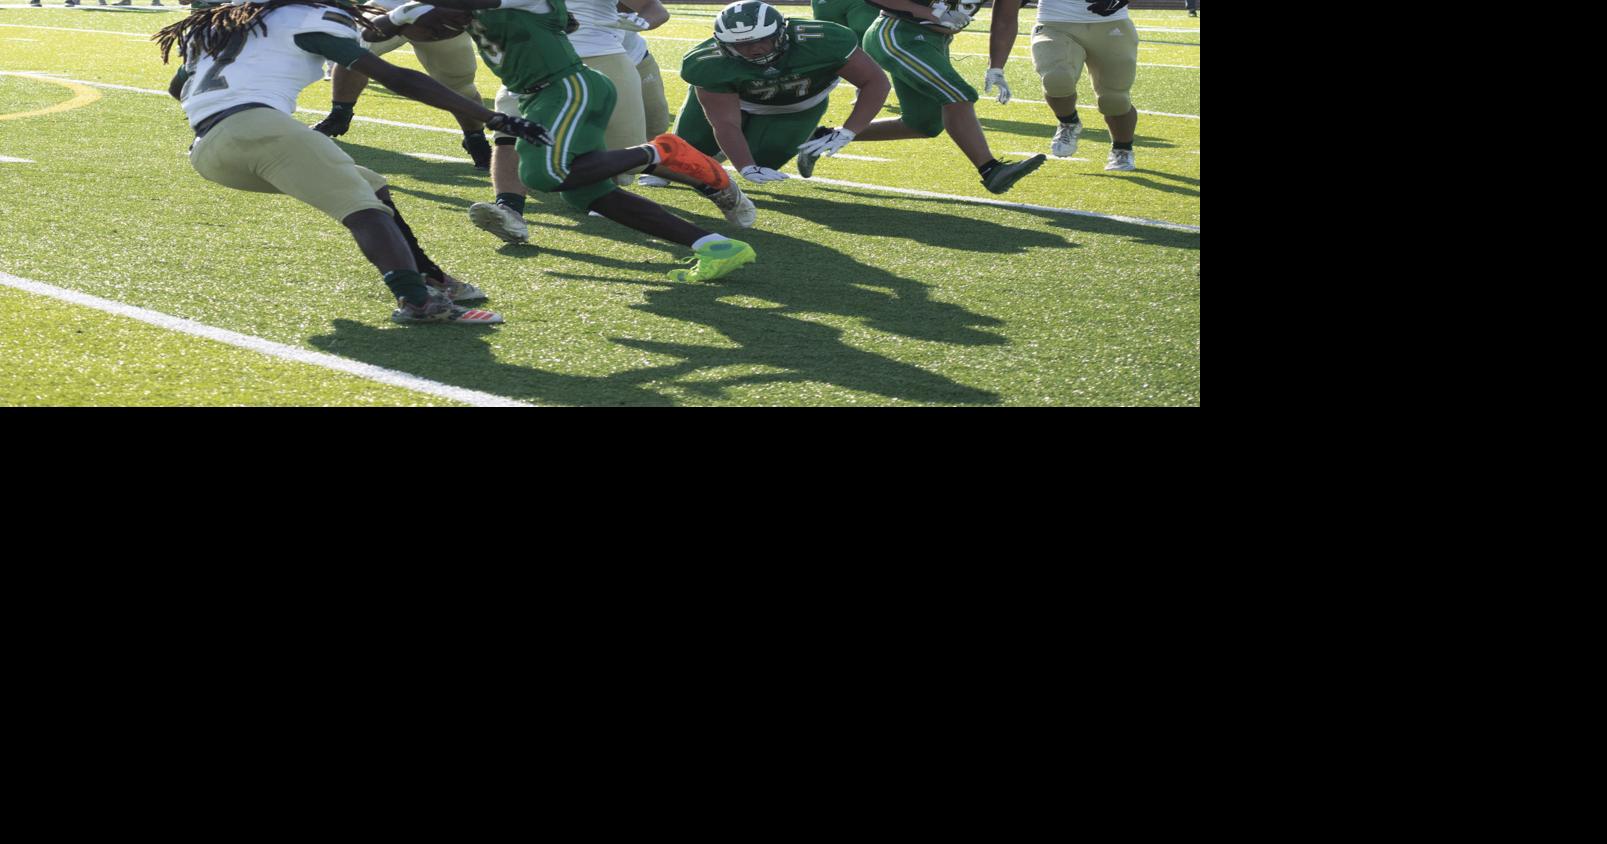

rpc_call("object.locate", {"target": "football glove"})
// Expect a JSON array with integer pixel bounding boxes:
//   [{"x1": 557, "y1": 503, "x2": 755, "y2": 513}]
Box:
[
  {"x1": 797, "y1": 127, "x2": 855, "y2": 158},
  {"x1": 604, "y1": 12, "x2": 652, "y2": 31},
  {"x1": 739, "y1": 165, "x2": 789, "y2": 184},
  {"x1": 486, "y1": 113, "x2": 553, "y2": 147},
  {"x1": 983, "y1": 68, "x2": 1011, "y2": 105},
  {"x1": 928, "y1": 1, "x2": 972, "y2": 30}
]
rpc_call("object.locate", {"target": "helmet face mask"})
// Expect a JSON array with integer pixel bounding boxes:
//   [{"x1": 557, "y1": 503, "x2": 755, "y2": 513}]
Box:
[{"x1": 713, "y1": 1, "x2": 789, "y2": 65}]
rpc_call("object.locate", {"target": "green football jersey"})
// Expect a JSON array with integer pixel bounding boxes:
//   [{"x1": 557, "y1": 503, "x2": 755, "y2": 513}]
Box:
[
  {"x1": 871, "y1": 0, "x2": 980, "y2": 32},
  {"x1": 681, "y1": 19, "x2": 858, "y2": 111},
  {"x1": 466, "y1": 0, "x2": 583, "y2": 92}
]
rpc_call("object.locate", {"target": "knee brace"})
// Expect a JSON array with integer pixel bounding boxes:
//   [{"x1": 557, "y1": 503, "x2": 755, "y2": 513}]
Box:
[
  {"x1": 1096, "y1": 91, "x2": 1132, "y2": 117},
  {"x1": 1040, "y1": 66, "x2": 1080, "y2": 99}
]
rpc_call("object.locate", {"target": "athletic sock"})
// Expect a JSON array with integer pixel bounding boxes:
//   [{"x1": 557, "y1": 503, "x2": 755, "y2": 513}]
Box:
[
  {"x1": 692, "y1": 234, "x2": 730, "y2": 251},
  {"x1": 331, "y1": 100, "x2": 355, "y2": 114},
  {"x1": 495, "y1": 193, "x2": 527, "y2": 215},
  {"x1": 1113, "y1": 140, "x2": 1134, "y2": 152},
  {"x1": 383, "y1": 269, "x2": 429, "y2": 306},
  {"x1": 377, "y1": 193, "x2": 444, "y2": 281},
  {"x1": 1057, "y1": 111, "x2": 1080, "y2": 126},
  {"x1": 635, "y1": 144, "x2": 661, "y2": 166},
  {"x1": 977, "y1": 159, "x2": 1003, "y2": 177}
]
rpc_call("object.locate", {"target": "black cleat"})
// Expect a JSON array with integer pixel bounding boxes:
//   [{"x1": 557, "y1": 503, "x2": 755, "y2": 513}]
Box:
[{"x1": 981, "y1": 155, "x2": 1046, "y2": 194}]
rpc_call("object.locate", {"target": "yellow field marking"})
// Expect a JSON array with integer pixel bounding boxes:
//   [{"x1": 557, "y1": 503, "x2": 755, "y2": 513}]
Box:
[{"x1": 0, "y1": 75, "x2": 102, "y2": 122}]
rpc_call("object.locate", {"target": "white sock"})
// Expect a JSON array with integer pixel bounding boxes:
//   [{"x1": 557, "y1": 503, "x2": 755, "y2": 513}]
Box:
[
  {"x1": 636, "y1": 144, "x2": 661, "y2": 166},
  {"x1": 691, "y1": 234, "x2": 730, "y2": 251}
]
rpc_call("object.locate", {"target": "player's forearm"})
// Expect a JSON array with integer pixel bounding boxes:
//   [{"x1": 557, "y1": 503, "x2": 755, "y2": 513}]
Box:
[
  {"x1": 989, "y1": 2, "x2": 1020, "y2": 67},
  {"x1": 375, "y1": 64, "x2": 496, "y2": 124},
  {"x1": 709, "y1": 119, "x2": 755, "y2": 170},
  {"x1": 842, "y1": 76, "x2": 890, "y2": 134}
]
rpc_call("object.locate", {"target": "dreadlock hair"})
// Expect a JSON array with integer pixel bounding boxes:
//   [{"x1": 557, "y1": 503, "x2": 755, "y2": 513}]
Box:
[{"x1": 154, "y1": 0, "x2": 390, "y2": 65}]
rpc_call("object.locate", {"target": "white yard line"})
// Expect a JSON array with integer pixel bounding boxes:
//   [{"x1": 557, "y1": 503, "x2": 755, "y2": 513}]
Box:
[
  {"x1": 1, "y1": 155, "x2": 37, "y2": 163},
  {"x1": 0, "y1": 271, "x2": 534, "y2": 407},
  {"x1": 409, "y1": 152, "x2": 471, "y2": 162}
]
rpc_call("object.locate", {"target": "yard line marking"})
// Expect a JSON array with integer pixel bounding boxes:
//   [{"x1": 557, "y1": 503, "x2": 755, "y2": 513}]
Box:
[
  {"x1": 408, "y1": 152, "x2": 472, "y2": 162},
  {"x1": 0, "y1": 74, "x2": 101, "y2": 121},
  {"x1": 3, "y1": 72, "x2": 1196, "y2": 232},
  {"x1": 832, "y1": 153, "x2": 893, "y2": 162},
  {"x1": 1005, "y1": 152, "x2": 1089, "y2": 161},
  {"x1": 1, "y1": 156, "x2": 37, "y2": 163},
  {"x1": 0, "y1": 271, "x2": 536, "y2": 408},
  {"x1": 770, "y1": 171, "x2": 1199, "y2": 233}
]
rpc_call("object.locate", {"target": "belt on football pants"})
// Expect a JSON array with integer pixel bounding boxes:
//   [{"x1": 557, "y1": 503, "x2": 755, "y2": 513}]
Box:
[{"x1": 193, "y1": 102, "x2": 274, "y2": 138}]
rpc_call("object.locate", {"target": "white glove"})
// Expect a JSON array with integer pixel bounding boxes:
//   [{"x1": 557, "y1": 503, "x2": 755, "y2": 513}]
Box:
[
  {"x1": 928, "y1": 2, "x2": 972, "y2": 30},
  {"x1": 604, "y1": 12, "x2": 652, "y2": 31},
  {"x1": 386, "y1": 1, "x2": 433, "y2": 27},
  {"x1": 797, "y1": 127, "x2": 855, "y2": 158},
  {"x1": 983, "y1": 68, "x2": 1011, "y2": 105},
  {"x1": 740, "y1": 165, "x2": 790, "y2": 184}
]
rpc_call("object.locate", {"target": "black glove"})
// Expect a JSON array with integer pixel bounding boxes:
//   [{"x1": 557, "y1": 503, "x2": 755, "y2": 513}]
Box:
[{"x1": 486, "y1": 113, "x2": 552, "y2": 147}]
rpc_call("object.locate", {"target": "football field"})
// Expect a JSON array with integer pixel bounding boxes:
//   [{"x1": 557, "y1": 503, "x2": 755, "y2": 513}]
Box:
[{"x1": 0, "y1": 3, "x2": 1199, "y2": 406}]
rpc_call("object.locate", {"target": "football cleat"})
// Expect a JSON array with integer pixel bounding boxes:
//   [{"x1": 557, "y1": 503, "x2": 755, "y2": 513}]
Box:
[
  {"x1": 427, "y1": 272, "x2": 487, "y2": 303},
  {"x1": 637, "y1": 174, "x2": 671, "y2": 188},
  {"x1": 462, "y1": 133, "x2": 491, "y2": 170},
  {"x1": 650, "y1": 133, "x2": 730, "y2": 190},
  {"x1": 667, "y1": 239, "x2": 756, "y2": 283},
  {"x1": 796, "y1": 126, "x2": 833, "y2": 178},
  {"x1": 312, "y1": 109, "x2": 353, "y2": 137},
  {"x1": 1105, "y1": 148, "x2": 1136, "y2": 171},
  {"x1": 981, "y1": 154, "x2": 1046, "y2": 194},
  {"x1": 391, "y1": 288, "x2": 504, "y2": 325},
  {"x1": 707, "y1": 180, "x2": 757, "y2": 228},
  {"x1": 467, "y1": 201, "x2": 530, "y2": 244},
  {"x1": 1050, "y1": 121, "x2": 1082, "y2": 157}
]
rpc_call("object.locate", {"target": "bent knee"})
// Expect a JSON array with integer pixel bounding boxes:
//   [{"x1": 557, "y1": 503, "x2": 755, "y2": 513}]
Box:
[
  {"x1": 1040, "y1": 68, "x2": 1079, "y2": 99},
  {"x1": 1096, "y1": 92, "x2": 1132, "y2": 116}
]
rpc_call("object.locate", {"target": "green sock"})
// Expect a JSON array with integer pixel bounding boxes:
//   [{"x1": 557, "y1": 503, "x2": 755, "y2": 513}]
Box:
[
  {"x1": 496, "y1": 193, "x2": 526, "y2": 215},
  {"x1": 383, "y1": 269, "x2": 429, "y2": 306}
]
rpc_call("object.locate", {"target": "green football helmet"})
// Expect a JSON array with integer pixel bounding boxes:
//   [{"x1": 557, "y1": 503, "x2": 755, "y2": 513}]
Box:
[{"x1": 713, "y1": 1, "x2": 789, "y2": 66}]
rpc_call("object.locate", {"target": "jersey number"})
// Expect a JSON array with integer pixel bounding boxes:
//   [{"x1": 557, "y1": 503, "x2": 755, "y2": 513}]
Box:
[
  {"x1": 748, "y1": 78, "x2": 812, "y2": 101},
  {"x1": 181, "y1": 32, "x2": 247, "y2": 100}
]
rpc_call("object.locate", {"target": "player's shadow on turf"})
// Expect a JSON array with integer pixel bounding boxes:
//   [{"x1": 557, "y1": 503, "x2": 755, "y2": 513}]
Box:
[
  {"x1": 757, "y1": 188, "x2": 1072, "y2": 253},
  {"x1": 336, "y1": 140, "x2": 487, "y2": 190},
  {"x1": 976, "y1": 120, "x2": 1178, "y2": 151},
  {"x1": 797, "y1": 185, "x2": 1199, "y2": 250},
  {"x1": 541, "y1": 229, "x2": 1006, "y2": 405},
  {"x1": 309, "y1": 319, "x2": 681, "y2": 406},
  {"x1": 1084, "y1": 172, "x2": 1199, "y2": 198}
]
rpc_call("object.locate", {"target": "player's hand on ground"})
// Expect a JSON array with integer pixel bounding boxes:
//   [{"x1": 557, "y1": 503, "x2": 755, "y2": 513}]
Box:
[
  {"x1": 487, "y1": 114, "x2": 552, "y2": 147},
  {"x1": 983, "y1": 68, "x2": 1011, "y2": 105},
  {"x1": 798, "y1": 128, "x2": 855, "y2": 158},
  {"x1": 740, "y1": 165, "x2": 789, "y2": 184}
]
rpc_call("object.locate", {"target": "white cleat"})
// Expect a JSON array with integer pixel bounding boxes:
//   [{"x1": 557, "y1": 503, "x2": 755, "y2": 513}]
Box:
[
  {"x1": 1105, "y1": 148, "x2": 1136, "y2": 171},
  {"x1": 1051, "y1": 121, "x2": 1082, "y2": 157},
  {"x1": 468, "y1": 201, "x2": 530, "y2": 244},
  {"x1": 637, "y1": 174, "x2": 671, "y2": 188},
  {"x1": 708, "y1": 180, "x2": 757, "y2": 228}
]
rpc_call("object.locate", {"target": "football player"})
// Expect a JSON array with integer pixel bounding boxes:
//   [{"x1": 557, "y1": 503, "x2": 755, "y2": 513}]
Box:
[
  {"x1": 382, "y1": 0, "x2": 758, "y2": 284},
  {"x1": 468, "y1": 0, "x2": 672, "y2": 242},
  {"x1": 624, "y1": 26, "x2": 674, "y2": 187},
  {"x1": 310, "y1": 0, "x2": 493, "y2": 171},
  {"x1": 997, "y1": 0, "x2": 1141, "y2": 170},
  {"x1": 156, "y1": 0, "x2": 554, "y2": 324},
  {"x1": 669, "y1": 1, "x2": 890, "y2": 186},
  {"x1": 855, "y1": 0, "x2": 1046, "y2": 194}
]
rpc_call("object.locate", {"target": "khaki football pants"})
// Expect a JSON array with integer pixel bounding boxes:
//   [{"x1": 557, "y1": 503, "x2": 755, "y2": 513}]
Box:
[{"x1": 189, "y1": 108, "x2": 389, "y2": 221}]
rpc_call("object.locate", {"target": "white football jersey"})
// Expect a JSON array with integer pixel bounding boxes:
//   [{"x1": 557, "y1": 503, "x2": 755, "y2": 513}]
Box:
[
  {"x1": 180, "y1": 3, "x2": 363, "y2": 128},
  {"x1": 566, "y1": 0, "x2": 627, "y2": 58},
  {"x1": 622, "y1": 29, "x2": 649, "y2": 65},
  {"x1": 1035, "y1": 0, "x2": 1132, "y2": 24}
]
